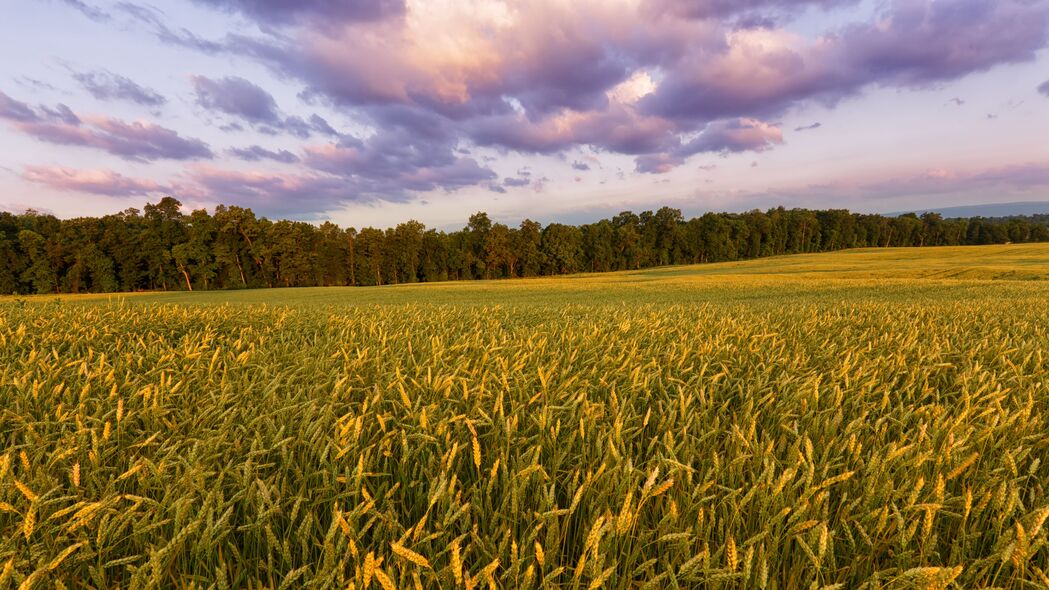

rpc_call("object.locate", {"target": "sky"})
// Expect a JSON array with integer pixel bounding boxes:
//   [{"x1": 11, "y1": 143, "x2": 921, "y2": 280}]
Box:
[{"x1": 1, "y1": 0, "x2": 1048, "y2": 229}]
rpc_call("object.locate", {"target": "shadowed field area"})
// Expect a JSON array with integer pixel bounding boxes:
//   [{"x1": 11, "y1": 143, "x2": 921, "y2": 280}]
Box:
[{"x1": 1, "y1": 244, "x2": 1048, "y2": 588}]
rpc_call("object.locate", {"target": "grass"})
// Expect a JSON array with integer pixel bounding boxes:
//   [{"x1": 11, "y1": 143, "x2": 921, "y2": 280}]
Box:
[{"x1": 1, "y1": 243, "x2": 1048, "y2": 588}]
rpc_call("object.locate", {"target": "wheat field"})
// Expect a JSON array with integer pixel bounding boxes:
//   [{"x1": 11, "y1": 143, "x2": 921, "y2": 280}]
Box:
[{"x1": 2, "y1": 244, "x2": 1048, "y2": 589}]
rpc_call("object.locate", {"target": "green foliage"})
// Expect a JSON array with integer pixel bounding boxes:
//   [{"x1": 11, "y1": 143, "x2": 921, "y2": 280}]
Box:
[{"x1": 2, "y1": 202, "x2": 1049, "y2": 295}]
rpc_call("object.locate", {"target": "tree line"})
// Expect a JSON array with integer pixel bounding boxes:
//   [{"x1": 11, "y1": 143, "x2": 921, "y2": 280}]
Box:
[{"x1": 2, "y1": 197, "x2": 1048, "y2": 294}]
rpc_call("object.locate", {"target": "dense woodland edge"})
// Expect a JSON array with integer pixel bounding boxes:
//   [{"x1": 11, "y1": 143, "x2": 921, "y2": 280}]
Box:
[{"x1": 2, "y1": 197, "x2": 1048, "y2": 295}]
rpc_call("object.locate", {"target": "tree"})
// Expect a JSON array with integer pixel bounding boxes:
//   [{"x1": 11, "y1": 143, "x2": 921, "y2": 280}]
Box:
[
  {"x1": 467, "y1": 212, "x2": 492, "y2": 279},
  {"x1": 142, "y1": 197, "x2": 186, "y2": 290},
  {"x1": 540, "y1": 223, "x2": 583, "y2": 274},
  {"x1": 0, "y1": 202, "x2": 1045, "y2": 294},
  {"x1": 317, "y1": 222, "x2": 351, "y2": 286},
  {"x1": 355, "y1": 228, "x2": 386, "y2": 286},
  {"x1": 517, "y1": 220, "x2": 543, "y2": 277},
  {"x1": 389, "y1": 220, "x2": 425, "y2": 283},
  {"x1": 18, "y1": 230, "x2": 57, "y2": 294},
  {"x1": 484, "y1": 223, "x2": 513, "y2": 279},
  {"x1": 582, "y1": 220, "x2": 615, "y2": 272},
  {"x1": 0, "y1": 216, "x2": 25, "y2": 294}
]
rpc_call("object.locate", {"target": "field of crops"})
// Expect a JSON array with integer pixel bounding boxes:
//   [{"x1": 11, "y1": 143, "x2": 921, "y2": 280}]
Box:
[{"x1": 2, "y1": 244, "x2": 1048, "y2": 589}]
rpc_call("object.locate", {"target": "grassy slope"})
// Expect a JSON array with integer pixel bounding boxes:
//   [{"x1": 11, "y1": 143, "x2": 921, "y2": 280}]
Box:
[
  {"x1": 6, "y1": 243, "x2": 1049, "y2": 308},
  {"x1": 2, "y1": 243, "x2": 1049, "y2": 587}
]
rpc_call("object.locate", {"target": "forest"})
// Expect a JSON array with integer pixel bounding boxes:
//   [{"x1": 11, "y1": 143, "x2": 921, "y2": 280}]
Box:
[{"x1": 2, "y1": 196, "x2": 1048, "y2": 294}]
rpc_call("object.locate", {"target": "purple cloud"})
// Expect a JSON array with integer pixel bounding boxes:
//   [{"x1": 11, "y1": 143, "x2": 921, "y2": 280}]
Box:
[
  {"x1": 281, "y1": 114, "x2": 338, "y2": 139},
  {"x1": 646, "y1": 0, "x2": 859, "y2": 20},
  {"x1": 643, "y1": 0, "x2": 1049, "y2": 122},
  {"x1": 305, "y1": 139, "x2": 495, "y2": 195},
  {"x1": 635, "y1": 153, "x2": 680, "y2": 174},
  {"x1": 117, "y1": 3, "x2": 228, "y2": 54},
  {"x1": 0, "y1": 92, "x2": 40, "y2": 122},
  {"x1": 23, "y1": 165, "x2": 165, "y2": 196},
  {"x1": 395, "y1": 157, "x2": 497, "y2": 192},
  {"x1": 117, "y1": 0, "x2": 1048, "y2": 183},
  {"x1": 229, "y1": 145, "x2": 300, "y2": 163},
  {"x1": 59, "y1": 0, "x2": 111, "y2": 22},
  {"x1": 217, "y1": 0, "x2": 1046, "y2": 177},
  {"x1": 191, "y1": 0, "x2": 405, "y2": 26},
  {"x1": 192, "y1": 75, "x2": 282, "y2": 124},
  {"x1": 0, "y1": 91, "x2": 212, "y2": 161},
  {"x1": 468, "y1": 105, "x2": 678, "y2": 155},
  {"x1": 74, "y1": 70, "x2": 167, "y2": 107},
  {"x1": 28, "y1": 0, "x2": 1049, "y2": 215},
  {"x1": 840, "y1": 1, "x2": 1048, "y2": 84},
  {"x1": 794, "y1": 122, "x2": 822, "y2": 131},
  {"x1": 175, "y1": 153, "x2": 495, "y2": 216},
  {"x1": 635, "y1": 118, "x2": 783, "y2": 173},
  {"x1": 1039, "y1": 80, "x2": 1049, "y2": 96},
  {"x1": 683, "y1": 118, "x2": 784, "y2": 154},
  {"x1": 503, "y1": 177, "x2": 531, "y2": 187},
  {"x1": 191, "y1": 75, "x2": 338, "y2": 138},
  {"x1": 179, "y1": 166, "x2": 356, "y2": 215}
]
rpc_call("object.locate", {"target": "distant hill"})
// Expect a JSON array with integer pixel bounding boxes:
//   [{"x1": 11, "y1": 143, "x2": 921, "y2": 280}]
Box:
[{"x1": 889, "y1": 201, "x2": 1049, "y2": 218}]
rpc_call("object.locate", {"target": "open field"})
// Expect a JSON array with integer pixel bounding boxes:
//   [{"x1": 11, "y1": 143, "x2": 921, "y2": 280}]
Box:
[{"x1": 2, "y1": 244, "x2": 1049, "y2": 588}]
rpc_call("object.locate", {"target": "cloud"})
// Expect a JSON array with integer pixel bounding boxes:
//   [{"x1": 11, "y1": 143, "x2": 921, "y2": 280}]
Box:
[
  {"x1": 642, "y1": 0, "x2": 1049, "y2": 123},
  {"x1": 468, "y1": 104, "x2": 678, "y2": 155},
  {"x1": 228, "y1": 145, "x2": 300, "y2": 163},
  {"x1": 635, "y1": 153, "x2": 681, "y2": 174},
  {"x1": 116, "y1": 3, "x2": 228, "y2": 54},
  {"x1": 74, "y1": 70, "x2": 167, "y2": 107},
  {"x1": 198, "y1": 0, "x2": 1048, "y2": 177},
  {"x1": 176, "y1": 155, "x2": 495, "y2": 216},
  {"x1": 29, "y1": 0, "x2": 1049, "y2": 216},
  {"x1": 794, "y1": 122, "x2": 821, "y2": 131},
  {"x1": 284, "y1": 114, "x2": 338, "y2": 138},
  {"x1": 0, "y1": 92, "x2": 39, "y2": 122},
  {"x1": 192, "y1": 75, "x2": 282, "y2": 124},
  {"x1": 572, "y1": 161, "x2": 591, "y2": 171},
  {"x1": 58, "y1": 0, "x2": 111, "y2": 22},
  {"x1": 0, "y1": 203, "x2": 56, "y2": 216},
  {"x1": 395, "y1": 157, "x2": 497, "y2": 192},
  {"x1": 305, "y1": 139, "x2": 496, "y2": 194},
  {"x1": 645, "y1": 0, "x2": 859, "y2": 21},
  {"x1": 1039, "y1": 80, "x2": 1049, "y2": 96},
  {"x1": 729, "y1": 161, "x2": 1049, "y2": 210},
  {"x1": 946, "y1": 97, "x2": 965, "y2": 107},
  {"x1": 682, "y1": 117, "x2": 783, "y2": 154},
  {"x1": 22, "y1": 166, "x2": 166, "y2": 196},
  {"x1": 178, "y1": 165, "x2": 354, "y2": 215},
  {"x1": 0, "y1": 91, "x2": 213, "y2": 161},
  {"x1": 191, "y1": 75, "x2": 338, "y2": 138},
  {"x1": 503, "y1": 177, "x2": 530, "y2": 187},
  {"x1": 15, "y1": 77, "x2": 60, "y2": 92},
  {"x1": 191, "y1": 0, "x2": 405, "y2": 26},
  {"x1": 636, "y1": 117, "x2": 783, "y2": 173}
]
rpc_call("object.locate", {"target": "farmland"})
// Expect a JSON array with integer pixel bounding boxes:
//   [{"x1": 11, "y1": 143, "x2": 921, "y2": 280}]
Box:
[{"x1": 2, "y1": 244, "x2": 1049, "y2": 588}]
